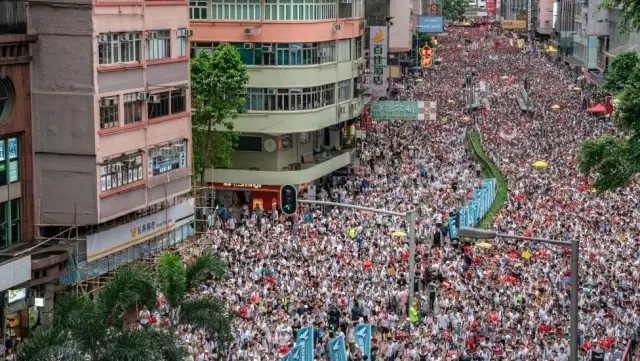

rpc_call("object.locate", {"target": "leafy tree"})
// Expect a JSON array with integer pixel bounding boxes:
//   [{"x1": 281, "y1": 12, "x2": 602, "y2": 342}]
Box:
[
  {"x1": 601, "y1": 51, "x2": 640, "y2": 93},
  {"x1": 597, "y1": 0, "x2": 640, "y2": 33},
  {"x1": 191, "y1": 44, "x2": 250, "y2": 186},
  {"x1": 441, "y1": 0, "x2": 468, "y2": 21},
  {"x1": 578, "y1": 58, "x2": 640, "y2": 191},
  {"x1": 17, "y1": 254, "x2": 232, "y2": 361}
]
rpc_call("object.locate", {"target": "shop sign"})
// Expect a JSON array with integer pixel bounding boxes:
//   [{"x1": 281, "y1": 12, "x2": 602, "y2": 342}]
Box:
[
  {"x1": 86, "y1": 198, "x2": 195, "y2": 262},
  {"x1": 332, "y1": 167, "x2": 349, "y2": 177},
  {"x1": 34, "y1": 297, "x2": 45, "y2": 307},
  {"x1": 211, "y1": 183, "x2": 282, "y2": 192},
  {"x1": 370, "y1": 101, "x2": 420, "y2": 121},
  {"x1": 502, "y1": 20, "x2": 527, "y2": 30},
  {"x1": 369, "y1": 26, "x2": 388, "y2": 97},
  {"x1": 8, "y1": 288, "x2": 26, "y2": 303},
  {"x1": 222, "y1": 183, "x2": 263, "y2": 189}
]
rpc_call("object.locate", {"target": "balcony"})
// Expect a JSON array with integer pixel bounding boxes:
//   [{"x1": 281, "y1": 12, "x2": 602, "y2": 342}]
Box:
[
  {"x1": 0, "y1": 254, "x2": 30, "y2": 291},
  {"x1": 0, "y1": 0, "x2": 27, "y2": 34},
  {"x1": 204, "y1": 149, "x2": 353, "y2": 185},
  {"x1": 247, "y1": 60, "x2": 360, "y2": 88}
]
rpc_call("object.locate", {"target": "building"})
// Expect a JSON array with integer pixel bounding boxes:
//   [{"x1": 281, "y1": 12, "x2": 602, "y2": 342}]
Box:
[
  {"x1": 26, "y1": 0, "x2": 194, "y2": 294},
  {"x1": 191, "y1": 0, "x2": 366, "y2": 210}
]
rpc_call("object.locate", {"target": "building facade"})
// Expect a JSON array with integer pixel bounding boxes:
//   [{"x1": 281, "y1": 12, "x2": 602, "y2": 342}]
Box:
[
  {"x1": 27, "y1": 0, "x2": 194, "y2": 292},
  {"x1": 191, "y1": 0, "x2": 366, "y2": 209}
]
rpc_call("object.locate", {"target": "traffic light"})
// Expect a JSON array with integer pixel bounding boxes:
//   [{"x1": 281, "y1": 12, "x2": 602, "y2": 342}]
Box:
[{"x1": 280, "y1": 184, "x2": 298, "y2": 215}]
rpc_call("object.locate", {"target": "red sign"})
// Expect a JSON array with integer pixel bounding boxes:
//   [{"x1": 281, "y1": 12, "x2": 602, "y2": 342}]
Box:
[
  {"x1": 272, "y1": 198, "x2": 277, "y2": 207},
  {"x1": 430, "y1": 4, "x2": 440, "y2": 16},
  {"x1": 486, "y1": 0, "x2": 496, "y2": 15},
  {"x1": 209, "y1": 183, "x2": 281, "y2": 192}
]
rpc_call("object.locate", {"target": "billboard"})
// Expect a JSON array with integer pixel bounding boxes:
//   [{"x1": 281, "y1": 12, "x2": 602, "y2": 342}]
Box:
[
  {"x1": 418, "y1": 16, "x2": 444, "y2": 33},
  {"x1": 486, "y1": 0, "x2": 496, "y2": 15},
  {"x1": 502, "y1": 20, "x2": 527, "y2": 29},
  {"x1": 369, "y1": 26, "x2": 388, "y2": 97}
]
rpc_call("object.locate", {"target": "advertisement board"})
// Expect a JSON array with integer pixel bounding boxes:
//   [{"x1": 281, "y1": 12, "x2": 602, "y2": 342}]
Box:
[
  {"x1": 486, "y1": 0, "x2": 496, "y2": 15},
  {"x1": 502, "y1": 20, "x2": 527, "y2": 29},
  {"x1": 369, "y1": 26, "x2": 388, "y2": 97},
  {"x1": 418, "y1": 16, "x2": 444, "y2": 33}
]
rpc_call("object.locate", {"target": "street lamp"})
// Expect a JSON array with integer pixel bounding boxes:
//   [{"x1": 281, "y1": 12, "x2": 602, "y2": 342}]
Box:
[{"x1": 457, "y1": 227, "x2": 580, "y2": 361}]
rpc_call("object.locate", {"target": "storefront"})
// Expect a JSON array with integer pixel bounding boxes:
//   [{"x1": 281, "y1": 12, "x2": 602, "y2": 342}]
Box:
[
  {"x1": 210, "y1": 183, "x2": 281, "y2": 212},
  {"x1": 0, "y1": 255, "x2": 31, "y2": 355}
]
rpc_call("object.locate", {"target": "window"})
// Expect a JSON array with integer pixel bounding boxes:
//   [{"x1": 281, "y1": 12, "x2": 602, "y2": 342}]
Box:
[
  {"x1": 0, "y1": 78, "x2": 12, "y2": 121},
  {"x1": 211, "y1": 0, "x2": 261, "y2": 20},
  {"x1": 245, "y1": 83, "x2": 336, "y2": 111},
  {"x1": 148, "y1": 139, "x2": 187, "y2": 177},
  {"x1": 177, "y1": 29, "x2": 189, "y2": 57},
  {"x1": 318, "y1": 41, "x2": 336, "y2": 63},
  {"x1": 100, "y1": 153, "x2": 144, "y2": 192},
  {"x1": 123, "y1": 93, "x2": 142, "y2": 125},
  {"x1": 338, "y1": 80, "x2": 351, "y2": 102},
  {"x1": 235, "y1": 136, "x2": 262, "y2": 152},
  {"x1": 190, "y1": 0, "x2": 208, "y2": 19},
  {"x1": 148, "y1": 89, "x2": 186, "y2": 119},
  {"x1": 191, "y1": 42, "x2": 215, "y2": 57},
  {"x1": 265, "y1": 0, "x2": 335, "y2": 20},
  {"x1": 216, "y1": 41, "x2": 336, "y2": 66},
  {"x1": 0, "y1": 199, "x2": 20, "y2": 249},
  {"x1": 100, "y1": 97, "x2": 119, "y2": 129},
  {"x1": 337, "y1": 39, "x2": 351, "y2": 62},
  {"x1": 146, "y1": 30, "x2": 171, "y2": 60},
  {"x1": 98, "y1": 33, "x2": 141, "y2": 65},
  {"x1": 354, "y1": 36, "x2": 363, "y2": 59},
  {"x1": 0, "y1": 137, "x2": 19, "y2": 187}
]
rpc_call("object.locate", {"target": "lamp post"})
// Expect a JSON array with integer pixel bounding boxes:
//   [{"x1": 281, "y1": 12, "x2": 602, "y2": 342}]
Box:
[{"x1": 457, "y1": 227, "x2": 580, "y2": 361}]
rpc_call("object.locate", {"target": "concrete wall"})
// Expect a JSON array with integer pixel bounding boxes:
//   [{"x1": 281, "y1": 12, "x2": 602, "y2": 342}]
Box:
[
  {"x1": 29, "y1": 0, "x2": 99, "y2": 225},
  {"x1": 247, "y1": 59, "x2": 360, "y2": 88},
  {"x1": 389, "y1": 0, "x2": 412, "y2": 52}
]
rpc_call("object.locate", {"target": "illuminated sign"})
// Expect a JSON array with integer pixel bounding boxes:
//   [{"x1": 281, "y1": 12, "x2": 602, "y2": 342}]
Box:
[{"x1": 369, "y1": 26, "x2": 388, "y2": 97}]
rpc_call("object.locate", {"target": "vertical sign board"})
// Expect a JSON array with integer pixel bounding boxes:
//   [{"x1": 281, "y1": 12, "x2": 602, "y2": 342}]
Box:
[
  {"x1": 295, "y1": 326, "x2": 314, "y2": 361},
  {"x1": 486, "y1": 0, "x2": 496, "y2": 15},
  {"x1": 369, "y1": 26, "x2": 388, "y2": 97},
  {"x1": 418, "y1": 16, "x2": 444, "y2": 33},
  {"x1": 353, "y1": 324, "x2": 372, "y2": 360}
]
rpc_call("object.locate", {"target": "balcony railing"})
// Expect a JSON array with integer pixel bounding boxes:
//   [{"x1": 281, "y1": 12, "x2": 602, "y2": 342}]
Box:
[{"x1": 0, "y1": 0, "x2": 27, "y2": 34}]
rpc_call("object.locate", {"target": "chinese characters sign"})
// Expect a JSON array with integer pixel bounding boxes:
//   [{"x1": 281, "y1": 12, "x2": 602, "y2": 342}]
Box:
[
  {"x1": 486, "y1": 0, "x2": 496, "y2": 15},
  {"x1": 369, "y1": 26, "x2": 388, "y2": 97},
  {"x1": 370, "y1": 101, "x2": 438, "y2": 121},
  {"x1": 420, "y1": 45, "x2": 434, "y2": 68}
]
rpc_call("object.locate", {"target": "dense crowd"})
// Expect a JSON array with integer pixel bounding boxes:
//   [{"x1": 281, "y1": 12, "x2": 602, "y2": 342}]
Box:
[{"x1": 179, "y1": 27, "x2": 639, "y2": 361}]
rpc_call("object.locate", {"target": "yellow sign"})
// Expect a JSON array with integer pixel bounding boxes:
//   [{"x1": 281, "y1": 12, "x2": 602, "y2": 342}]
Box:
[
  {"x1": 372, "y1": 29, "x2": 385, "y2": 43},
  {"x1": 502, "y1": 20, "x2": 527, "y2": 29}
]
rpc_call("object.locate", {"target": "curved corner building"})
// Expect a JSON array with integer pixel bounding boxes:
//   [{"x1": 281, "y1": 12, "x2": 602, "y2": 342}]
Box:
[{"x1": 191, "y1": 0, "x2": 366, "y2": 208}]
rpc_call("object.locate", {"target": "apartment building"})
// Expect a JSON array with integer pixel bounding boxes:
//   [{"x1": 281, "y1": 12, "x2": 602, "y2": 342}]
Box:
[
  {"x1": 191, "y1": 0, "x2": 366, "y2": 210},
  {"x1": 26, "y1": 0, "x2": 194, "y2": 292}
]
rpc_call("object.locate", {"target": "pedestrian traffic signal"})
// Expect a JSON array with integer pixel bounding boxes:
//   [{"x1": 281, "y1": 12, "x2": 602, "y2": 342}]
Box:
[{"x1": 280, "y1": 184, "x2": 298, "y2": 215}]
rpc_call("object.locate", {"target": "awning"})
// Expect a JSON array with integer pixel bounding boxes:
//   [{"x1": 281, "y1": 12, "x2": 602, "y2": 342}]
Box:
[{"x1": 605, "y1": 44, "x2": 636, "y2": 58}]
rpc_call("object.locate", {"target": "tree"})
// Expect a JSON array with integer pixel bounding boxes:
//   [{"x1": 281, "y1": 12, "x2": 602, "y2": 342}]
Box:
[
  {"x1": 17, "y1": 254, "x2": 232, "y2": 361},
  {"x1": 601, "y1": 51, "x2": 639, "y2": 93},
  {"x1": 597, "y1": 0, "x2": 640, "y2": 33},
  {"x1": 441, "y1": 0, "x2": 468, "y2": 22},
  {"x1": 578, "y1": 56, "x2": 640, "y2": 191},
  {"x1": 191, "y1": 44, "x2": 250, "y2": 186}
]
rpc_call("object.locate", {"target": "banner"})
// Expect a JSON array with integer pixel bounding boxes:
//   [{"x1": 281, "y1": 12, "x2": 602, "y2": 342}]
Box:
[
  {"x1": 289, "y1": 344, "x2": 303, "y2": 361},
  {"x1": 282, "y1": 351, "x2": 291, "y2": 361},
  {"x1": 448, "y1": 178, "x2": 497, "y2": 238},
  {"x1": 295, "y1": 326, "x2": 314, "y2": 361},
  {"x1": 369, "y1": 26, "x2": 388, "y2": 97},
  {"x1": 354, "y1": 324, "x2": 372, "y2": 360},
  {"x1": 328, "y1": 335, "x2": 347, "y2": 361}
]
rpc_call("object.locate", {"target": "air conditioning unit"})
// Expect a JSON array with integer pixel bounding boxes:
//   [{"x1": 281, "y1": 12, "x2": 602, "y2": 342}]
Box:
[
  {"x1": 120, "y1": 33, "x2": 129, "y2": 41},
  {"x1": 267, "y1": 88, "x2": 277, "y2": 95},
  {"x1": 262, "y1": 46, "x2": 272, "y2": 52},
  {"x1": 124, "y1": 93, "x2": 136, "y2": 102},
  {"x1": 99, "y1": 34, "x2": 109, "y2": 42},
  {"x1": 137, "y1": 92, "x2": 149, "y2": 101},
  {"x1": 179, "y1": 29, "x2": 194, "y2": 37},
  {"x1": 100, "y1": 97, "x2": 116, "y2": 107},
  {"x1": 356, "y1": 84, "x2": 362, "y2": 90},
  {"x1": 244, "y1": 43, "x2": 254, "y2": 49},
  {"x1": 318, "y1": 51, "x2": 325, "y2": 57},
  {"x1": 149, "y1": 94, "x2": 161, "y2": 103},
  {"x1": 244, "y1": 27, "x2": 257, "y2": 35},
  {"x1": 332, "y1": 23, "x2": 342, "y2": 31}
]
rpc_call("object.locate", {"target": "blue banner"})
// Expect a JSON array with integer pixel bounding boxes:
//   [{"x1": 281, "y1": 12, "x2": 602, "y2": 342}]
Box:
[
  {"x1": 295, "y1": 326, "x2": 314, "y2": 361},
  {"x1": 447, "y1": 178, "x2": 497, "y2": 238},
  {"x1": 353, "y1": 324, "x2": 372, "y2": 360},
  {"x1": 328, "y1": 335, "x2": 347, "y2": 361},
  {"x1": 282, "y1": 351, "x2": 291, "y2": 361},
  {"x1": 290, "y1": 344, "x2": 303, "y2": 361}
]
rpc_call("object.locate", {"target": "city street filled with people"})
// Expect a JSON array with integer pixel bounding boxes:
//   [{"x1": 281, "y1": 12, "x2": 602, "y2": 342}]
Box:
[{"x1": 189, "y1": 27, "x2": 639, "y2": 361}]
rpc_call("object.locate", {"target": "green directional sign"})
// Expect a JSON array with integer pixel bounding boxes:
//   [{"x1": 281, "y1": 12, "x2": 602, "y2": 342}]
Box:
[{"x1": 370, "y1": 101, "x2": 420, "y2": 121}]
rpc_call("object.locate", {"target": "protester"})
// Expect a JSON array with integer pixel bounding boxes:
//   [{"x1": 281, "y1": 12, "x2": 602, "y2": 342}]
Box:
[{"x1": 180, "y1": 26, "x2": 639, "y2": 361}]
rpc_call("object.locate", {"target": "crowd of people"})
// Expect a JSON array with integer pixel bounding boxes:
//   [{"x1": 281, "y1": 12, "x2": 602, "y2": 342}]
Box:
[{"x1": 182, "y1": 27, "x2": 639, "y2": 361}]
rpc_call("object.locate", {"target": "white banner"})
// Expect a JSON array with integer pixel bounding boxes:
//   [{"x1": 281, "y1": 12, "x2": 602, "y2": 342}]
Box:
[
  {"x1": 86, "y1": 198, "x2": 195, "y2": 261},
  {"x1": 369, "y1": 26, "x2": 389, "y2": 97}
]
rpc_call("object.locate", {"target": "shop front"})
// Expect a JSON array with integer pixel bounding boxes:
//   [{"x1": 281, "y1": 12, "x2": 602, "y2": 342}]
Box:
[
  {"x1": 0, "y1": 255, "x2": 31, "y2": 355},
  {"x1": 210, "y1": 183, "x2": 281, "y2": 212}
]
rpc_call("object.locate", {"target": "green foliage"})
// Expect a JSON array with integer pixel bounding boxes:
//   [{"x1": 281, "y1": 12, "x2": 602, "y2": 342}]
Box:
[
  {"x1": 18, "y1": 255, "x2": 231, "y2": 361},
  {"x1": 191, "y1": 44, "x2": 250, "y2": 182},
  {"x1": 441, "y1": 0, "x2": 468, "y2": 21},
  {"x1": 601, "y1": 51, "x2": 640, "y2": 93},
  {"x1": 578, "y1": 54, "x2": 640, "y2": 191},
  {"x1": 466, "y1": 132, "x2": 508, "y2": 229},
  {"x1": 597, "y1": 0, "x2": 640, "y2": 33}
]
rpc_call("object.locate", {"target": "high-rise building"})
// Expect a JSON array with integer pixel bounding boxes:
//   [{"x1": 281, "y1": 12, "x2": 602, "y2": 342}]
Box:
[
  {"x1": 191, "y1": 0, "x2": 366, "y2": 210},
  {"x1": 25, "y1": 0, "x2": 194, "y2": 294}
]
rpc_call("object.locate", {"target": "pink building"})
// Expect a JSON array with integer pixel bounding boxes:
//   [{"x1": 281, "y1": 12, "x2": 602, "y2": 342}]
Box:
[
  {"x1": 27, "y1": 0, "x2": 194, "y2": 290},
  {"x1": 537, "y1": 0, "x2": 555, "y2": 34}
]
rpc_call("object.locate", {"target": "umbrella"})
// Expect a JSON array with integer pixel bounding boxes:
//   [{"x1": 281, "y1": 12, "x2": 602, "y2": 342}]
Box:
[
  {"x1": 574, "y1": 87, "x2": 582, "y2": 91},
  {"x1": 551, "y1": 104, "x2": 561, "y2": 110},
  {"x1": 476, "y1": 242, "x2": 492, "y2": 248},
  {"x1": 447, "y1": 99, "x2": 455, "y2": 103},
  {"x1": 500, "y1": 75, "x2": 509, "y2": 79},
  {"x1": 587, "y1": 104, "x2": 606, "y2": 113},
  {"x1": 416, "y1": 79, "x2": 424, "y2": 83},
  {"x1": 533, "y1": 160, "x2": 548, "y2": 168},
  {"x1": 392, "y1": 231, "x2": 407, "y2": 237}
]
